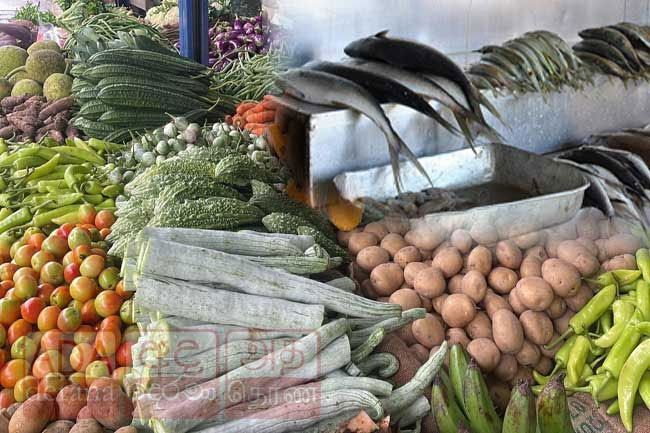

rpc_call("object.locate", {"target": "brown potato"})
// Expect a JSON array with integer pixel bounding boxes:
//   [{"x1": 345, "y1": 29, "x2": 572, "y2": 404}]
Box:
[
  {"x1": 412, "y1": 313, "x2": 445, "y2": 349},
  {"x1": 404, "y1": 225, "x2": 446, "y2": 250},
  {"x1": 467, "y1": 246, "x2": 493, "y2": 276},
  {"x1": 465, "y1": 311, "x2": 492, "y2": 339},
  {"x1": 395, "y1": 321, "x2": 418, "y2": 345},
  {"x1": 441, "y1": 294, "x2": 476, "y2": 328},
  {"x1": 488, "y1": 267, "x2": 518, "y2": 294},
  {"x1": 432, "y1": 294, "x2": 449, "y2": 315},
  {"x1": 534, "y1": 356, "x2": 554, "y2": 375},
  {"x1": 493, "y1": 353, "x2": 518, "y2": 382},
  {"x1": 389, "y1": 288, "x2": 422, "y2": 310},
  {"x1": 604, "y1": 254, "x2": 637, "y2": 271},
  {"x1": 492, "y1": 309, "x2": 525, "y2": 354},
  {"x1": 380, "y1": 233, "x2": 408, "y2": 258},
  {"x1": 545, "y1": 236, "x2": 563, "y2": 259},
  {"x1": 541, "y1": 258, "x2": 581, "y2": 297},
  {"x1": 432, "y1": 241, "x2": 452, "y2": 258},
  {"x1": 419, "y1": 295, "x2": 433, "y2": 312},
  {"x1": 356, "y1": 246, "x2": 390, "y2": 272},
  {"x1": 404, "y1": 262, "x2": 428, "y2": 287},
  {"x1": 546, "y1": 296, "x2": 567, "y2": 320},
  {"x1": 420, "y1": 249, "x2": 433, "y2": 261},
  {"x1": 553, "y1": 309, "x2": 575, "y2": 334},
  {"x1": 515, "y1": 277, "x2": 554, "y2": 311},
  {"x1": 467, "y1": 338, "x2": 501, "y2": 372},
  {"x1": 539, "y1": 333, "x2": 561, "y2": 358},
  {"x1": 510, "y1": 366, "x2": 533, "y2": 387},
  {"x1": 470, "y1": 221, "x2": 498, "y2": 245},
  {"x1": 564, "y1": 284, "x2": 592, "y2": 312},
  {"x1": 56, "y1": 384, "x2": 88, "y2": 421},
  {"x1": 576, "y1": 237, "x2": 599, "y2": 256},
  {"x1": 413, "y1": 267, "x2": 446, "y2": 299},
  {"x1": 87, "y1": 378, "x2": 133, "y2": 430},
  {"x1": 519, "y1": 310, "x2": 554, "y2": 345},
  {"x1": 485, "y1": 376, "x2": 512, "y2": 414},
  {"x1": 515, "y1": 340, "x2": 541, "y2": 366},
  {"x1": 483, "y1": 289, "x2": 514, "y2": 318},
  {"x1": 496, "y1": 240, "x2": 523, "y2": 269},
  {"x1": 394, "y1": 246, "x2": 423, "y2": 269},
  {"x1": 337, "y1": 228, "x2": 361, "y2": 247},
  {"x1": 360, "y1": 279, "x2": 378, "y2": 299},
  {"x1": 446, "y1": 327, "x2": 470, "y2": 348},
  {"x1": 595, "y1": 239, "x2": 609, "y2": 262},
  {"x1": 606, "y1": 233, "x2": 642, "y2": 257},
  {"x1": 348, "y1": 232, "x2": 379, "y2": 255},
  {"x1": 382, "y1": 216, "x2": 410, "y2": 235},
  {"x1": 43, "y1": 420, "x2": 74, "y2": 433},
  {"x1": 448, "y1": 274, "x2": 464, "y2": 294},
  {"x1": 349, "y1": 261, "x2": 369, "y2": 284},
  {"x1": 512, "y1": 231, "x2": 542, "y2": 250},
  {"x1": 9, "y1": 394, "x2": 54, "y2": 433},
  {"x1": 524, "y1": 245, "x2": 549, "y2": 262},
  {"x1": 115, "y1": 428, "x2": 138, "y2": 433},
  {"x1": 508, "y1": 288, "x2": 527, "y2": 315},
  {"x1": 461, "y1": 270, "x2": 488, "y2": 303},
  {"x1": 364, "y1": 222, "x2": 389, "y2": 240},
  {"x1": 70, "y1": 420, "x2": 103, "y2": 433},
  {"x1": 370, "y1": 263, "x2": 404, "y2": 296},
  {"x1": 409, "y1": 343, "x2": 431, "y2": 363},
  {"x1": 557, "y1": 240, "x2": 600, "y2": 277},
  {"x1": 450, "y1": 229, "x2": 473, "y2": 253},
  {"x1": 433, "y1": 247, "x2": 463, "y2": 278},
  {"x1": 520, "y1": 256, "x2": 542, "y2": 278}
]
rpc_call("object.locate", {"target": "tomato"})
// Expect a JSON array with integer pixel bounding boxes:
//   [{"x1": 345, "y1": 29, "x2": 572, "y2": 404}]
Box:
[
  {"x1": 0, "y1": 280, "x2": 12, "y2": 297},
  {"x1": 84, "y1": 228, "x2": 100, "y2": 244},
  {"x1": 111, "y1": 366, "x2": 131, "y2": 388},
  {"x1": 33, "y1": 250, "x2": 53, "y2": 271},
  {"x1": 8, "y1": 319, "x2": 32, "y2": 345},
  {"x1": 99, "y1": 228, "x2": 111, "y2": 239},
  {"x1": 40, "y1": 329, "x2": 64, "y2": 351},
  {"x1": 68, "y1": 371, "x2": 86, "y2": 387},
  {"x1": 115, "y1": 341, "x2": 133, "y2": 367},
  {"x1": 72, "y1": 245, "x2": 92, "y2": 266},
  {"x1": 14, "y1": 274, "x2": 37, "y2": 301},
  {"x1": 63, "y1": 263, "x2": 80, "y2": 285},
  {"x1": 12, "y1": 267, "x2": 37, "y2": 283},
  {"x1": 73, "y1": 325, "x2": 95, "y2": 345},
  {"x1": 36, "y1": 283, "x2": 55, "y2": 305},
  {"x1": 69, "y1": 276, "x2": 97, "y2": 303},
  {"x1": 94, "y1": 290, "x2": 122, "y2": 318},
  {"x1": 70, "y1": 343, "x2": 96, "y2": 372},
  {"x1": 95, "y1": 327, "x2": 121, "y2": 357},
  {"x1": 94, "y1": 210, "x2": 115, "y2": 230},
  {"x1": 0, "y1": 359, "x2": 30, "y2": 387},
  {"x1": 119, "y1": 300, "x2": 133, "y2": 326},
  {"x1": 99, "y1": 315, "x2": 122, "y2": 333},
  {"x1": 67, "y1": 228, "x2": 92, "y2": 250},
  {"x1": 13, "y1": 245, "x2": 37, "y2": 268},
  {"x1": 32, "y1": 350, "x2": 62, "y2": 379},
  {"x1": 38, "y1": 372, "x2": 67, "y2": 396},
  {"x1": 98, "y1": 267, "x2": 119, "y2": 291},
  {"x1": 0, "y1": 237, "x2": 11, "y2": 263},
  {"x1": 81, "y1": 299, "x2": 101, "y2": 325},
  {"x1": 57, "y1": 307, "x2": 81, "y2": 333},
  {"x1": 85, "y1": 360, "x2": 109, "y2": 386},
  {"x1": 0, "y1": 298, "x2": 20, "y2": 327},
  {"x1": 79, "y1": 255, "x2": 104, "y2": 279},
  {"x1": 121, "y1": 325, "x2": 139, "y2": 344},
  {"x1": 0, "y1": 388, "x2": 15, "y2": 408},
  {"x1": 0, "y1": 263, "x2": 17, "y2": 281},
  {"x1": 21, "y1": 297, "x2": 45, "y2": 324},
  {"x1": 27, "y1": 233, "x2": 46, "y2": 251},
  {"x1": 0, "y1": 326, "x2": 7, "y2": 349},
  {"x1": 90, "y1": 246, "x2": 107, "y2": 257},
  {"x1": 4, "y1": 288, "x2": 18, "y2": 301},
  {"x1": 10, "y1": 336, "x2": 37, "y2": 361},
  {"x1": 41, "y1": 235, "x2": 68, "y2": 260},
  {"x1": 22, "y1": 228, "x2": 41, "y2": 244},
  {"x1": 49, "y1": 286, "x2": 71, "y2": 309},
  {"x1": 56, "y1": 223, "x2": 75, "y2": 240},
  {"x1": 14, "y1": 375, "x2": 38, "y2": 402},
  {"x1": 40, "y1": 262, "x2": 64, "y2": 286},
  {"x1": 114, "y1": 280, "x2": 132, "y2": 300},
  {"x1": 78, "y1": 205, "x2": 97, "y2": 226},
  {"x1": 37, "y1": 306, "x2": 61, "y2": 332},
  {"x1": 99, "y1": 356, "x2": 117, "y2": 374},
  {"x1": 9, "y1": 239, "x2": 25, "y2": 259}
]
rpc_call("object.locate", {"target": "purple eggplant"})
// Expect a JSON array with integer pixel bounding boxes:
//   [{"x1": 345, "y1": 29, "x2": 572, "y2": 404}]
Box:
[
  {"x1": 253, "y1": 34, "x2": 265, "y2": 47},
  {"x1": 233, "y1": 18, "x2": 243, "y2": 30}
]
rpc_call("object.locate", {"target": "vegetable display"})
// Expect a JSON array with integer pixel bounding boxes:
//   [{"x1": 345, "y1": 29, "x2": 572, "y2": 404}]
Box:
[{"x1": 1, "y1": 96, "x2": 76, "y2": 142}]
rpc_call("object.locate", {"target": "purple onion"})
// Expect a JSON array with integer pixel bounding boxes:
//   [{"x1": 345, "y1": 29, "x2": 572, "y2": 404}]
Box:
[
  {"x1": 233, "y1": 18, "x2": 243, "y2": 30},
  {"x1": 229, "y1": 40, "x2": 242, "y2": 50},
  {"x1": 243, "y1": 22, "x2": 254, "y2": 33},
  {"x1": 253, "y1": 15, "x2": 262, "y2": 24}
]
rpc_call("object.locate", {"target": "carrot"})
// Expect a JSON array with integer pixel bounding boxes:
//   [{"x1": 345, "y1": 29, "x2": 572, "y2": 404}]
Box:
[
  {"x1": 251, "y1": 127, "x2": 265, "y2": 136},
  {"x1": 236, "y1": 102, "x2": 257, "y2": 115},
  {"x1": 243, "y1": 123, "x2": 266, "y2": 131},
  {"x1": 263, "y1": 95, "x2": 274, "y2": 101},
  {"x1": 251, "y1": 103, "x2": 267, "y2": 113},
  {"x1": 245, "y1": 111, "x2": 275, "y2": 124},
  {"x1": 232, "y1": 115, "x2": 244, "y2": 127},
  {"x1": 261, "y1": 100, "x2": 278, "y2": 110}
]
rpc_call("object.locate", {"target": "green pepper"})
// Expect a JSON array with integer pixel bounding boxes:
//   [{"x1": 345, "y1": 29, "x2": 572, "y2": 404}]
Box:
[
  {"x1": 83, "y1": 181, "x2": 103, "y2": 195},
  {"x1": 37, "y1": 180, "x2": 68, "y2": 194},
  {"x1": 533, "y1": 369, "x2": 552, "y2": 386},
  {"x1": 32, "y1": 204, "x2": 82, "y2": 227},
  {"x1": 25, "y1": 154, "x2": 60, "y2": 182},
  {"x1": 0, "y1": 139, "x2": 8, "y2": 155},
  {"x1": 64, "y1": 165, "x2": 91, "y2": 190},
  {"x1": 101, "y1": 184, "x2": 122, "y2": 198},
  {"x1": 571, "y1": 373, "x2": 618, "y2": 403},
  {"x1": 0, "y1": 208, "x2": 31, "y2": 234},
  {"x1": 0, "y1": 177, "x2": 6, "y2": 193},
  {"x1": 0, "y1": 147, "x2": 39, "y2": 168},
  {"x1": 73, "y1": 137, "x2": 94, "y2": 153},
  {"x1": 591, "y1": 271, "x2": 616, "y2": 287},
  {"x1": 0, "y1": 208, "x2": 11, "y2": 222},
  {"x1": 13, "y1": 156, "x2": 48, "y2": 170},
  {"x1": 636, "y1": 321, "x2": 650, "y2": 335},
  {"x1": 620, "y1": 282, "x2": 637, "y2": 293},
  {"x1": 553, "y1": 335, "x2": 577, "y2": 376},
  {"x1": 599, "y1": 310, "x2": 613, "y2": 334},
  {"x1": 95, "y1": 198, "x2": 115, "y2": 211},
  {"x1": 639, "y1": 371, "x2": 650, "y2": 410},
  {"x1": 49, "y1": 192, "x2": 83, "y2": 207},
  {"x1": 82, "y1": 194, "x2": 104, "y2": 205},
  {"x1": 613, "y1": 270, "x2": 643, "y2": 286},
  {"x1": 594, "y1": 300, "x2": 635, "y2": 348},
  {"x1": 637, "y1": 248, "x2": 650, "y2": 284},
  {"x1": 606, "y1": 396, "x2": 643, "y2": 416},
  {"x1": 618, "y1": 338, "x2": 650, "y2": 431},
  {"x1": 637, "y1": 280, "x2": 650, "y2": 321},
  {"x1": 51, "y1": 211, "x2": 80, "y2": 226},
  {"x1": 567, "y1": 336, "x2": 591, "y2": 387},
  {"x1": 52, "y1": 146, "x2": 104, "y2": 165}
]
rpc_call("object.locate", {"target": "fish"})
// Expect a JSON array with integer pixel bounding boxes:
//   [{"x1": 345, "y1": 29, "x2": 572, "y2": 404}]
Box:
[
  {"x1": 275, "y1": 68, "x2": 432, "y2": 191},
  {"x1": 574, "y1": 51, "x2": 631, "y2": 78},
  {"x1": 554, "y1": 158, "x2": 615, "y2": 217},
  {"x1": 504, "y1": 40, "x2": 551, "y2": 89},
  {"x1": 468, "y1": 62, "x2": 521, "y2": 90},
  {"x1": 611, "y1": 23, "x2": 650, "y2": 53},
  {"x1": 573, "y1": 39, "x2": 633, "y2": 72},
  {"x1": 578, "y1": 27, "x2": 642, "y2": 71},
  {"x1": 479, "y1": 45, "x2": 543, "y2": 92},
  {"x1": 343, "y1": 31, "x2": 488, "y2": 123},
  {"x1": 303, "y1": 60, "x2": 461, "y2": 136},
  {"x1": 589, "y1": 146, "x2": 650, "y2": 189}
]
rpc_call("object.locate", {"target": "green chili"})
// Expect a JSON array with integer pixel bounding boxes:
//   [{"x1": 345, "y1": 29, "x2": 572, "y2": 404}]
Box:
[
  {"x1": 37, "y1": 180, "x2": 68, "y2": 194},
  {"x1": 95, "y1": 198, "x2": 115, "y2": 210},
  {"x1": 637, "y1": 280, "x2": 650, "y2": 321},
  {"x1": 82, "y1": 194, "x2": 104, "y2": 205},
  {"x1": 618, "y1": 339, "x2": 650, "y2": 431},
  {"x1": 571, "y1": 373, "x2": 618, "y2": 403},
  {"x1": 83, "y1": 181, "x2": 103, "y2": 195},
  {"x1": 64, "y1": 165, "x2": 91, "y2": 190},
  {"x1": 637, "y1": 248, "x2": 650, "y2": 284},
  {"x1": 606, "y1": 396, "x2": 643, "y2": 416},
  {"x1": 613, "y1": 270, "x2": 643, "y2": 286},
  {"x1": 25, "y1": 154, "x2": 60, "y2": 182},
  {"x1": 620, "y1": 282, "x2": 637, "y2": 293},
  {"x1": 591, "y1": 271, "x2": 616, "y2": 287},
  {"x1": 52, "y1": 146, "x2": 104, "y2": 165},
  {"x1": 32, "y1": 204, "x2": 82, "y2": 227},
  {"x1": 101, "y1": 184, "x2": 122, "y2": 198},
  {"x1": 639, "y1": 371, "x2": 650, "y2": 410},
  {"x1": 0, "y1": 208, "x2": 11, "y2": 222},
  {"x1": 636, "y1": 321, "x2": 650, "y2": 335},
  {"x1": 567, "y1": 336, "x2": 591, "y2": 387},
  {"x1": 0, "y1": 139, "x2": 7, "y2": 155},
  {"x1": 13, "y1": 156, "x2": 48, "y2": 170},
  {"x1": 599, "y1": 309, "x2": 613, "y2": 334},
  {"x1": 533, "y1": 370, "x2": 551, "y2": 386},
  {"x1": 51, "y1": 211, "x2": 80, "y2": 226},
  {"x1": 0, "y1": 208, "x2": 31, "y2": 234},
  {"x1": 594, "y1": 300, "x2": 635, "y2": 348}
]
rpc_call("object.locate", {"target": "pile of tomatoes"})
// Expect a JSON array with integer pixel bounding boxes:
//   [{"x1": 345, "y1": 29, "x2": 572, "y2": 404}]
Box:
[{"x1": 0, "y1": 205, "x2": 136, "y2": 407}]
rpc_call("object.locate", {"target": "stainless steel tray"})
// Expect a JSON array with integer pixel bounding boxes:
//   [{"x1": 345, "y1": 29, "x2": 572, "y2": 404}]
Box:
[{"x1": 334, "y1": 143, "x2": 589, "y2": 239}]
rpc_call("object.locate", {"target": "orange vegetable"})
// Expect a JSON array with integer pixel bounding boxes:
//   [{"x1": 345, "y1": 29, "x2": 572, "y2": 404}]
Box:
[
  {"x1": 251, "y1": 103, "x2": 266, "y2": 113},
  {"x1": 245, "y1": 110, "x2": 275, "y2": 124},
  {"x1": 236, "y1": 102, "x2": 257, "y2": 115},
  {"x1": 326, "y1": 198, "x2": 364, "y2": 231},
  {"x1": 261, "y1": 100, "x2": 278, "y2": 110},
  {"x1": 243, "y1": 123, "x2": 266, "y2": 131},
  {"x1": 251, "y1": 128, "x2": 265, "y2": 136}
]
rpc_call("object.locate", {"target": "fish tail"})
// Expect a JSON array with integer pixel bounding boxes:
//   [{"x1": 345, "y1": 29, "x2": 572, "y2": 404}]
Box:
[
  {"x1": 427, "y1": 106, "x2": 462, "y2": 137},
  {"x1": 477, "y1": 91, "x2": 509, "y2": 130},
  {"x1": 453, "y1": 112, "x2": 478, "y2": 153},
  {"x1": 395, "y1": 134, "x2": 433, "y2": 187}
]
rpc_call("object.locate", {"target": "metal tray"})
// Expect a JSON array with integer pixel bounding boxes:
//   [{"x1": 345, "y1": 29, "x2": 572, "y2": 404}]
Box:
[{"x1": 334, "y1": 143, "x2": 589, "y2": 239}]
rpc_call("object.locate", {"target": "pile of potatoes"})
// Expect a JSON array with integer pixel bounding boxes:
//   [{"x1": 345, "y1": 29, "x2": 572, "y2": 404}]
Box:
[{"x1": 342, "y1": 207, "x2": 642, "y2": 388}]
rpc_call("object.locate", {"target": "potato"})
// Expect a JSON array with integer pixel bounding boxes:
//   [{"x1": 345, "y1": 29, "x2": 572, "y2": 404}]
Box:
[
  {"x1": 483, "y1": 289, "x2": 513, "y2": 318},
  {"x1": 70, "y1": 420, "x2": 103, "y2": 433},
  {"x1": 488, "y1": 267, "x2": 518, "y2": 294},
  {"x1": 535, "y1": 356, "x2": 554, "y2": 375},
  {"x1": 389, "y1": 288, "x2": 422, "y2": 310},
  {"x1": 576, "y1": 209, "x2": 602, "y2": 240},
  {"x1": 508, "y1": 288, "x2": 526, "y2": 315},
  {"x1": 546, "y1": 296, "x2": 567, "y2": 320},
  {"x1": 493, "y1": 353, "x2": 518, "y2": 382},
  {"x1": 467, "y1": 338, "x2": 501, "y2": 372},
  {"x1": 356, "y1": 246, "x2": 390, "y2": 272},
  {"x1": 380, "y1": 233, "x2": 408, "y2": 258},
  {"x1": 564, "y1": 284, "x2": 592, "y2": 312},
  {"x1": 56, "y1": 384, "x2": 88, "y2": 421},
  {"x1": 6, "y1": 403, "x2": 19, "y2": 418},
  {"x1": 337, "y1": 228, "x2": 361, "y2": 247},
  {"x1": 364, "y1": 222, "x2": 389, "y2": 240},
  {"x1": 394, "y1": 246, "x2": 422, "y2": 269},
  {"x1": 441, "y1": 294, "x2": 476, "y2": 328},
  {"x1": 412, "y1": 313, "x2": 445, "y2": 349},
  {"x1": 492, "y1": 309, "x2": 524, "y2": 354},
  {"x1": 470, "y1": 221, "x2": 498, "y2": 245},
  {"x1": 598, "y1": 220, "x2": 612, "y2": 239},
  {"x1": 404, "y1": 226, "x2": 446, "y2": 250},
  {"x1": 348, "y1": 232, "x2": 379, "y2": 255},
  {"x1": 382, "y1": 216, "x2": 410, "y2": 235},
  {"x1": 519, "y1": 310, "x2": 554, "y2": 345},
  {"x1": 370, "y1": 263, "x2": 404, "y2": 296},
  {"x1": 512, "y1": 231, "x2": 542, "y2": 250},
  {"x1": 413, "y1": 267, "x2": 446, "y2": 299},
  {"x1": 576, "y1": 237, "x2": 599, "y2": 256},
  {"x1": 450, "y1": 229, "x2": 473, "y2": 253},
  {"x1": 515, "y1": 340, "x2": 541, "y2": 366},
  {"x1": 395, "y1": 321, "x2": 418, "y2": 345},
  {"x1": 349, "y1": 261, "x2": 369, "y2": 284},
  {"x1": 432, "y1": 241, "x2": 452, "y2": 258},
  {"x1": 486, "y1": 376, "x2": 512, "y2": 414},
  {"x1": 404, "y1": 262, "x2": 428, "y2": 287},
  {"x1": 519, "y1": 256, "x2": 542, "y2": 278},
  {"x1": 510, "y1": 366, "x2": 533, "y2": 387},
  {"x1": 87, "y1": 378, "x2": 133, "y2": 429},
  {"x1": 419, "y1": 249, "x2": 433, "y2": 261},
  {"x1": 465, "y1": 311, "x2": 492, "y2": 340},
  {"x1": 604, "y1": 254, "x2": 637, "y2": 271},
  {"x1": 76, "y1": 406, "x2": 92, "y2": 421},
  {"x1": 515, "y1": 277, "x2": 554, "y2": 311},
  {"x1": 545, "y1": 236, "x2": 563, "y2": 259},
  {"x1": 595, "y1": 239, "x2": 609, "y2": 262},
  {"x1": 553, "y1": 309, "x2": 575, "y2": 334},
  {"x1": 606, "y1": 233, "x2": 642, "y2": 257},
  {"x1": 446, "y1": 327, "x2": 470, "y2": 348},
  {"x1": 433, "y1": 247, "x2": 463, "y2": 278},
  {"x1": 43, "y1": 420, "x2": 74, "y2": 433},
  {"x1": 8, "y1": 394, "x2": 54, "y2": 433},
  {"x1": 524, "y1": 245, "x2": 548, "y2": 262},
  {"x1": 461, "y1": 270, "x2": 487, "y2": 303},
  {"x1": 495, "y1": 240, "x2": 523, "y2": 270},
  {"x1": 432, "y1": 294, "x2": 449, "y2": 315},
  {"x1": 540, "y1": 333, "x2": 561, "y2": 358},
  {"x1": 541, "y1": 258, "x2": 581, "y2": 297},
  {"x1": 360, "y1": 279, "x2": 378, "y2": 299},
  {"x1": 467, "y1": 246, "x2": 493, "y2": 276},
  {"x1": 115, "y1": 427, "x2": 137, "y2": 433},
  {"x1": 557, "y1": 240, "x2": 600, "y2": 277},
  {"x1": 448, "y1": 274, "x2": 464, "y2": 294},
  {"x1": 409, "y1": 343, "x2": 431, "y2": 363}
]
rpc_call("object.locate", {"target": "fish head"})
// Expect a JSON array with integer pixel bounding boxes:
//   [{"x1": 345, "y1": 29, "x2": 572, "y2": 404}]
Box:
[
  {"x1": 344, "y1": 31, "x2": 388, "y2": 58},
  {"x1": 275, "y1": 69, "x2": 307, "y2": 100}
]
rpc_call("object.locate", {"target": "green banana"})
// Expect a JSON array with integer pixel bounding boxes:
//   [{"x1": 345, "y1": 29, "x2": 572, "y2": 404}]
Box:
[
  {"x1": 431, "y1": 372, "x2": 469, "y2": 433},
  {"x1": 537, "y1": 374, "x2": 576, "y2": 433},
  {"x1": 449, "y1": 344, "x2": 469, "y2": 412},
  {"x1": 462, "y1": 359, "x2": 502, "y2": 433},
  {"x1": 502, "y1": 380, "x2": 536, "y2": 433}
]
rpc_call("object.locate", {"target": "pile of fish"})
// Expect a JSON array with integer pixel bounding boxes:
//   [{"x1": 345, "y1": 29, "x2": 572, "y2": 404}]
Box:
[
  {"x1": 469, "y1": 31, "x2": 588, "y2": 94},
  {"x1": 574, "y1": 22, "x2": 650, "y2": 79},
  {"x1": 275, "y1": 31, "x2": 503, "y2": 191}
]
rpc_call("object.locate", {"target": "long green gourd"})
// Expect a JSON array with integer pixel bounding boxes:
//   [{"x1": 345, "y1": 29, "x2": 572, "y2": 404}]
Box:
[
  {"x1": 396, "y1": 396, "x2": 430, "y2": 429},
  {"x1": 350, "y1": 309, "x2": 426, "y2": 346},
  {"x1": 357, "y1": 353, "x2": 400, "y2": 378}
]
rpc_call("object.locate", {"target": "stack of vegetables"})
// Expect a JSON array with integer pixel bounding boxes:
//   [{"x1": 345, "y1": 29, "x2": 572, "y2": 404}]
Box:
[
  {"x1": 0, "y1": 21, "x2": 37, "y2": 50},
  {"x1": 123, "y1": 227, "x2": 447, "y2": 433},
  {"x1": 230, "y1": 96, "x2": 278, "y2": 136},
  {"x1": 0, "y1": 96, "x2": 76, "y2": 142},
  {"x1": 209, "y1": 14, "x2": 275, "y2": 70}
]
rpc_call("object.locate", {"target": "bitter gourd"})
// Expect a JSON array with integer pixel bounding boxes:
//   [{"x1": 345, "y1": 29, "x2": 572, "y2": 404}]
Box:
[
  {"x1": 214, "y1": 155, "x2": 275, "y2": 186},
  {"x1": 152, "y1": 197, "x2": 264, "y2": 230}
]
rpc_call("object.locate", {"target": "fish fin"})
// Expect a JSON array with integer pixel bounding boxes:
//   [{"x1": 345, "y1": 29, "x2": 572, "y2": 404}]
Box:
[
  {"x1": 477, "y1": 91, "x2": 509, "y2": 130},
  {"x1": 427, "y1": 107, "x2": 462, "y2": 137},
  {"x1": 397, "y1": 135, "x2": 433, "y2": 187},
  {"x1": 387, "y1": 141, "x2": 403, "y2": 193},
  {"x1": 453, "y1": 112, "x2": 477, "y2": 153},
  {"x1": 374, "y1": 30, "x2": 390, "y2": 38}
]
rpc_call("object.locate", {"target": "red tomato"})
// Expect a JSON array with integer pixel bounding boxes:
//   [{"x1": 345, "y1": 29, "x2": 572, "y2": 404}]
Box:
[
  {"x1": 73, "y1": 325, "x2": 96, "y2": 345},
  {"x1": 115, "y1": 342, "x2": 133, "y2": 367},
  {"x1": 0, "y1": 280, "x2": 12, "y2": 298},
  {"x1": 99, "y1": 356, "x2": 117, "y2": 374},
  {"x1": 72, "y1": 245, "x2": 92, "y2": 266},
  {"x1": 0, "y1": 359, "x2": 29, "y2": 388},
  {"x1": 41, "y1": 235, "x2": 68, "y2": 260},
  {"x1": 0, "y1": 263, "x2": 17, "y2": 282},
  {"x1": 94, "y1": 211, "x2": 116, "y2": 230},
  {"x1": 14, "y1": 275, "x2": 37, "y2": 301},
  {"x1": 80, "y1": 255, "x2": 104, "y2": 279},
  {"x1": 99, "y1": 228, "x2": 111, "y2": 239},
  {"x1": 40, "y1": 262, "x2": 64, "y2": 286},
  {"x1": 50, "y1": 286, "x2": 72, "y2": 309},
  {"x1": 56, "y1": 223, "x2": 75, "y2": 240},
  {"x1": 0, "y1": 388, "x2": 15, "y2": 408},
  {"x1": 63, "y1": 263, "x2": 81, "y2": 284},
  {"x1": 20, "y1": 297, "x2": 45, "y2": 324},
  {"x1": 37, "y1": 372, "x2": 67, "y2": 396},
  {"x1": 37, "y1": 306, "x2": 61, "y2": 332},
  {"x1": 21, "y1": 228, "x2": 41, "y2": 244},
  {"x1": 95, "y1": 328, "x2": 121, "y2": 358},
  {"x1": 40, "y1": 329, "x2": 64, "y2": 351},
  {"x1": 12, "y1": 267, "x2": 37, "y2": 283},
  {"x1": 27, "y1": 233, "x2": 46, "y2": 251},
  {"x1": 61, "y1": 251, "x2": 75, "y2": 268},
  {"x1": 57, "y1": 307, "x2": 81, "y2": 333},
  {"x1": 8, "y1": 319, "x2": 32, "y2": 345},
  {"x1": 99, "y1": 315, "x2": 122, "y2": 332},
  {"x1": 94, "y1": 291, "x2": 123, "y2": 318},
  {"x1": 114, "y1": 280, "x2": 132, "y2": 300},
  {"x1": 78, "y1": 205, "x2": 97, "y2": 226},
  {"x1": 0, "y1": 298, "x2": 20, "y2": 327},
  {"x1": 70, "y1": 277, "x2": 97, "y2": 303},
  {"x1": 69, "y1": 343, "x2": 96, "y2": 372},
  {"x1": 36, "y1": 283, "x2": 55, "y2": 305},
  {"x1": 32, "y1": 350, "x2": 62, "y2": 379},
  {"x1": 30, "y1": 250, "x2": 54, "y2": 273},
  {"x1": 13, "y1": 245, "x2": 36, "y2": 268}
]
